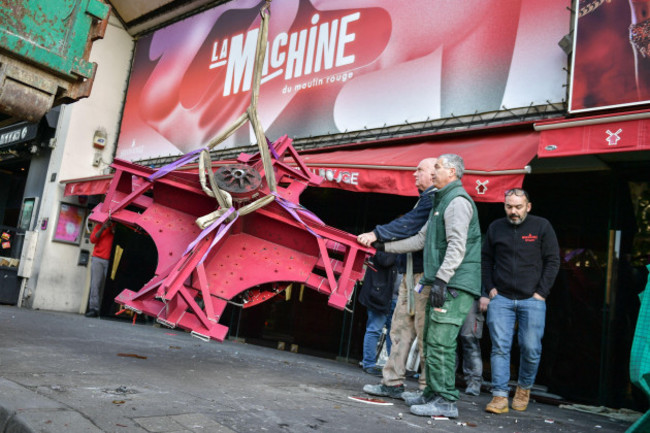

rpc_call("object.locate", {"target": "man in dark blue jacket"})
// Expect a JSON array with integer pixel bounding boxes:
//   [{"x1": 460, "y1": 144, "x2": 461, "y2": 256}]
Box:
[
  {"x1": 481, "y1": 188, "x2": 560, "y2": 414},
  {"x1": 359, "y1": 157, "x2": 436, "y2": 399}
]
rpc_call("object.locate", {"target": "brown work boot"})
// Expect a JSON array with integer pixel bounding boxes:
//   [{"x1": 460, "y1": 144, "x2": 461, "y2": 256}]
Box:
[
  {"x1": 511, "y1": 386, "x2": 531, "y2": 411},
  {"x1": 485, "y1": 396, "x2": 509, "y2": 414}
]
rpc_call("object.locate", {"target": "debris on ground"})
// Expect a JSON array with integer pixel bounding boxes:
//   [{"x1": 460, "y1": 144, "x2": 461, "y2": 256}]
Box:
[
  {"x1": 347, "y1": 396, "x2": 393, "y2": 405},
  {"x1": 560, "y1": 404, "x2": 642, "y2": 423}
]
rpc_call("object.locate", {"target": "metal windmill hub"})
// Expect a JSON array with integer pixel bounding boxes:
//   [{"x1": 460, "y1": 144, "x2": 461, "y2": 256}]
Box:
[{"x1": 214, "y1": 164, "x2": 262, "y2": 201}]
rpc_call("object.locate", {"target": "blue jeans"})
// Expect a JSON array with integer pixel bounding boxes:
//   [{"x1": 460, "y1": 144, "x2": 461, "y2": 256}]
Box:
[
  {"x1": 363, "y1": 308, "x2": 389, "y2": 369},
  {"x1": 486, "y1": 294, "x2": 546, "y2": 396}
]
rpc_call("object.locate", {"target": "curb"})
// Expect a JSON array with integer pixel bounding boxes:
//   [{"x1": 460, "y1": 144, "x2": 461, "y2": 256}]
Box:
[{"x1": 0, "y1": 378, "x2": 101, "y2": 433}]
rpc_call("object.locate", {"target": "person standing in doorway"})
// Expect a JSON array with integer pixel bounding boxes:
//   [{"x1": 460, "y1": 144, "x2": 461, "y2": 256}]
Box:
[
  {"x1": 458, "y1": 298, "x2": 484, "y2": 396},
  {"x1": 86, "y1": 221, "x2": 115, "y2": 318},
  {"x1": 358, "y1": 251, "x2": 398, "y2": 376},
  {"x1": 481, "y1": 188, "x2": 560, "y2": 414}
]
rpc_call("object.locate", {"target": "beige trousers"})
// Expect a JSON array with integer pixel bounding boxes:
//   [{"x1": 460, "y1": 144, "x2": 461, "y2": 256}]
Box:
[{"x1": 381, "y1": 272, "x2": 429, "y2": 390}]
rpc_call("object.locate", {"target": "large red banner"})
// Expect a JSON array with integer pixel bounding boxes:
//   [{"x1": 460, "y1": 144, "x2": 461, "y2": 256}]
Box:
[
  {"x1": 539, "y1": 117, "x2": 650, "y2": 156},
  {"x1": 570, "y1": 0, "x2": 650, "y2": 112},
  {"x1": 117, "y1": 0, "x2": 567, "y2": 161}
]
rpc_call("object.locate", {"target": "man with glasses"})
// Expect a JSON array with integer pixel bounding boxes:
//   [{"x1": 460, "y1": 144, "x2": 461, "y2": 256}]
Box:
[
  {"x1": 481, "y1": 188, "x2": 560, "y2": 414},
  {"x1": 371, "y1": 154, "x2": 481, "y2": 418}
]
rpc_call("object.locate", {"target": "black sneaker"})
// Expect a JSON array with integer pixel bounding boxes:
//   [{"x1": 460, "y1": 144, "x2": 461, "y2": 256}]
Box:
[
  {"x1": 85, "y1": 309, "x2": 98, "y2": 318},
  {"x1": 362, "y1": 383, "x2": 405, "y2": 399},
  {"x1": 363, "y1": 366, "x2": 383, "y2": 377}
]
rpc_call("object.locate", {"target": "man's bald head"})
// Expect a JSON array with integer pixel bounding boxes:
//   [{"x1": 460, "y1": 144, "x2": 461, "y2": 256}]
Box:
[{"x1": 414, "y1": 157, "x2": 437, "y2": 191}]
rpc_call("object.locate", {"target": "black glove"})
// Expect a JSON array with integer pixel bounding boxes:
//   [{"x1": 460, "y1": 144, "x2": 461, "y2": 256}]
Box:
[
  {"x1": 429, "y1": 277, "x2": 447, "y2": 308},
  {"x1": 371, "y1": 241, "x2": 385, "y2": 251}
]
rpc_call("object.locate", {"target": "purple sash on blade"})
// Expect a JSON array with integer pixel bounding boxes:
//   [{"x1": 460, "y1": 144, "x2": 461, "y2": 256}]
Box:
[
  {"x1": 183, "y1": 207, "x2": 238, "y2": 265},
  {"x1": 147, "y1": 147, "x2": 208, "y2": 181},
  {"x1": 266, "y1": 137, "x2": 280, "y2": 160},
  {"x1": 272, "y1": 192, "x2": 323, "y2": 238}
]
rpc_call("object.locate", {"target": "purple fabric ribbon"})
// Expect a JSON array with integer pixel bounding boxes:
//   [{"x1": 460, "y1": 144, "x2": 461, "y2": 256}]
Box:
[
  {"x1": 183, "y1": 207, "x2": 238, "y2": 265},
  {"x1": 148, "y1": 146, "x2": 208, "y2": 181},
  {"x1": 266, "y1": 137, "x2": 281, "y2": 160},
  {"x1": 271, "y1": 192, "x2": 323, "y2": 238}
]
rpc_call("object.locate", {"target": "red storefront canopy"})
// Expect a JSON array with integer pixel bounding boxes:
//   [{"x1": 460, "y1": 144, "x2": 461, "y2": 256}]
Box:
[
  {"x1": 297, "y1": 131, "x2": 539, "y2": 202},
  {"x1": 537, "y1": 112, "x2": 650, "y2": 158},
  {"x1": 62, "y1": 175, "x2": 112, "y2": 196},
  {"x1": 63, "y1": 131, "x2": 540, "y2": 203}
]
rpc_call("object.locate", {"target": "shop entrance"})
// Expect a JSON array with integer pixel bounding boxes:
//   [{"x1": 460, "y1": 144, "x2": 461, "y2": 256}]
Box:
[
  {"x1": 100, "y1": 224, "x2": 158, "y2": 318},
  {"x1": 0, "y1": 158, "x2": 30, "y2": 305}
]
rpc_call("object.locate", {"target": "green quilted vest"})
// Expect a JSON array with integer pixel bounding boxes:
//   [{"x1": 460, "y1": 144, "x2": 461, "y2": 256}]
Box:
[{"x1": 421, "y1": 179, "x2": 481, "y2": 296}]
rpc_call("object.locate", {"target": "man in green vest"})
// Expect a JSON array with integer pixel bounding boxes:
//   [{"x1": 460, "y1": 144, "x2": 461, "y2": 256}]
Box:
[{"x1": 373, "y1": 154, "x2": 481, "y2": 418}]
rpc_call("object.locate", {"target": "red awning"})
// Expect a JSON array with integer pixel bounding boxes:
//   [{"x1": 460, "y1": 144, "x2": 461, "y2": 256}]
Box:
[
  {"x1": 298, "y1": 131, "x2": 539, "y2": 202},
  {"x1": 62, "y1": 175, "x2": 112, "y2": 196},
  {"x1": 537, "y1": 115, "x2": 650, "y2": 158},
  {"x1": 62, "y1": 131, "x2": 539, "y2": 203}
]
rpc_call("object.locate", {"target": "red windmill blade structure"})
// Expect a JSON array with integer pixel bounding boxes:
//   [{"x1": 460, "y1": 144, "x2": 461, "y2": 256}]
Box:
[{"x1": 89, "y1": 135, "x2": 374, "y2": 341}]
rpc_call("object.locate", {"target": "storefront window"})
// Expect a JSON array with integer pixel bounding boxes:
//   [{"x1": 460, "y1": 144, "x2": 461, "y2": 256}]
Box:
[{"x1": 0, "y1": 226, "x2": 22, "y2": 268}]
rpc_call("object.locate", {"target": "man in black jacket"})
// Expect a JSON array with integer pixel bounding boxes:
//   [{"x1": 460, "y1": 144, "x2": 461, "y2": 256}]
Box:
[
  {"x1": 359, "y1": 251, "x2": 398, "y2": 376},
  {"x1": 481, "y1": 188, "x2": 560, "y2": 414}
]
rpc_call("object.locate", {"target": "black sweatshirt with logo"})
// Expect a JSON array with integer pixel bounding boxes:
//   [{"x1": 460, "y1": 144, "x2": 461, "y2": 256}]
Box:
[{"x1": 481, "y1": 214, "x2": 560, "y2": 300}]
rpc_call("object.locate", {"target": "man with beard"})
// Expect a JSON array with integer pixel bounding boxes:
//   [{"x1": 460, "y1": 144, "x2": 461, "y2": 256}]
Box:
[{"x1": 481, "y1": 188, "x2": 560, "y2": 414}]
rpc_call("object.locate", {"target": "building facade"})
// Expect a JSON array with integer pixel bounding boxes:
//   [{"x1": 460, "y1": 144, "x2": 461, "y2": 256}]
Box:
[{"x1": 0, "y1": 0, "x2": 648, "y2": 411}]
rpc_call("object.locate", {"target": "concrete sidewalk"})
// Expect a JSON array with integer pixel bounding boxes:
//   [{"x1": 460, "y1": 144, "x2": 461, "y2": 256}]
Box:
[{"x1": 0, "y1": 305, "x2": 636, "y2": 432}]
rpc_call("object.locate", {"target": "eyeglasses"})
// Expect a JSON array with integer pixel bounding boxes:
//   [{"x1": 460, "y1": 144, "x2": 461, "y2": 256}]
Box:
[{"x1": 505, "y1": 188, "x2": 529, "y2": 200}]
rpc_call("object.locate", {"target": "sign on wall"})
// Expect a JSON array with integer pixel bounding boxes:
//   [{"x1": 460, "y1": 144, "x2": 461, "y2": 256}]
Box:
[
  {"x1": 117, "y1": 0, "x2": 568, "y2": 161},
  {"x1": 52, "y1": 203, "x2": 86, "y2": 245},
  {"x1": 569, "y1": 0, "x2": 650, "y2": 113}
]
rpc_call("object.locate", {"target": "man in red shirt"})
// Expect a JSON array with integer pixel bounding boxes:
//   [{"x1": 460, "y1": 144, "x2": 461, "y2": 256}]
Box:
[{"x1": 86, "y1": 221, "x2": 115, "y2": 317}]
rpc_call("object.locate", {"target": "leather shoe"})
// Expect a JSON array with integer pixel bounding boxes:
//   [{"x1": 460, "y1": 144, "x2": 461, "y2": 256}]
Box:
[{"x1": 84, "y1": 309, "x2": 98, "y2": 318}]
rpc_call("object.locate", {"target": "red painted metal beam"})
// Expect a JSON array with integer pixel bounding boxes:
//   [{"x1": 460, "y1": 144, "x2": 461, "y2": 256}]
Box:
[{"x1": 94, "y1": 137, "x2": 374, "y2": 341}]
